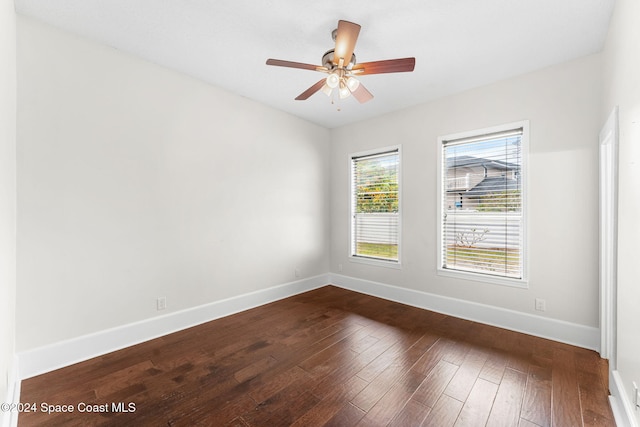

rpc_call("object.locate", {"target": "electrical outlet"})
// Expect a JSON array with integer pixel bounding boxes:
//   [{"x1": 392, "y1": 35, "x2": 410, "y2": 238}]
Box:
[
  {"x1": 157, "y1": 297, "x2": 167, "y2": 311},
  {"x1": 294, "y1": 268, "x2": 301, "y2": 278},
  {"x1": 338, "y1": 263, "x2": 343, "y2": 272},
  {"x1": 535, "y1": 298, "x2": 546, "y2": 312}
]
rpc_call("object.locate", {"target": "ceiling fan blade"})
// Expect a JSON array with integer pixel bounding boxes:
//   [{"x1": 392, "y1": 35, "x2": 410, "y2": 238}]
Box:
[
  {"x1": 351, "y1": 82, "x2": 373, "y2": 104},
  {"x1": 295, "y1": 79, "x2": 326, "y2": 100},
  {"x1": 266, "y1": 59, "x2": 328, "y2": 72},
  {"x1": 352, "y1": 57, "x2": 416, "y2": 75},
  {"x1": 333, "y1": 20, "x2": 361, "y2": 66}
]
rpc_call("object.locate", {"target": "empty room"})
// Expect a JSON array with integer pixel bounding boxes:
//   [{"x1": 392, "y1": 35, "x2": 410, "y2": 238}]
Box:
[{"x1": 1, "y1": 0, "x2": 640, "y2": 426}]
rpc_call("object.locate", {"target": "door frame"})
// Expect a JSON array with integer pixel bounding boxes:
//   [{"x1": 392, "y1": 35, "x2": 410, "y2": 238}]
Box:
[{"x1": 599, "y1": 106, "x2": 618, "y2": 366}]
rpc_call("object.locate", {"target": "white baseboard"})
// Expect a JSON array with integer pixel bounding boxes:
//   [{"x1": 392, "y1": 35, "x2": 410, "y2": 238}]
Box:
[
  {"x1": 17, "y1": 274, "x2": 329, "y2": 380},
  {"x1": 610, "y1": 370, "x2": 639, "y2": 427},
  {"x1": 16, "y1": 272, "x2": 601, "y2": 384},
  {"x1": 329, "y1": 273, "x2": 600, "y2": 351}
]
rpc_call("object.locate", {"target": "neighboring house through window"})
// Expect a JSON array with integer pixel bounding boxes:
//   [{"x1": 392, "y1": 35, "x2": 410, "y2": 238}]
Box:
[
  {"x1": 350, "y1": 147, "x2": 401, "y2": 265},
  {"x1": 438, "y1": 122, "x2": 528, "y2": 286}
]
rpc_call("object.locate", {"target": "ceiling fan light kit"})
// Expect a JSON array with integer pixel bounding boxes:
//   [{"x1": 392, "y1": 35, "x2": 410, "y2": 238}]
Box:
[
  {"x1": 266, "y1": 20, "x2": 415, "y2": 106},
  {"x1": 326, "y1": 70, "x2": 341, "y2": 88}
]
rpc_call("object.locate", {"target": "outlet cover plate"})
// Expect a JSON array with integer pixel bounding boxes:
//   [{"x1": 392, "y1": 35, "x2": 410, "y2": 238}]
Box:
[{"x1": 535, "y1": 298, "x2": 546, "y2": 311}]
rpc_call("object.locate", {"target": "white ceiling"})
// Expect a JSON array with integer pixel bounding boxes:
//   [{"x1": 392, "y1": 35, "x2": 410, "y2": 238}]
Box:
[{"x1": 15, "y1": 0, "x2": 614, "y2": 129}]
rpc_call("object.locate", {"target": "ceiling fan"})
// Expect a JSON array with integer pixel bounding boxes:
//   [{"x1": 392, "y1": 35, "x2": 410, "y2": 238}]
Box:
[{"x1": 266, "y1": 20, "x2": 415, "y2": 104}]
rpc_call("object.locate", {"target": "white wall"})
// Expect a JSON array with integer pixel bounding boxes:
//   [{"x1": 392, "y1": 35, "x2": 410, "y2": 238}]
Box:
[
  {"x1": 0, "y1": 0, "x2": 17, "y2": 408},
  {"x1": 16, "y1": 17, "x2": 331, "y2": 352},
  {"x1": 331, "y1": 54, "x2": 602, "y2": 328},
  {"x1": 603, "y1": 0, "x2": 640, "y2": 423}
]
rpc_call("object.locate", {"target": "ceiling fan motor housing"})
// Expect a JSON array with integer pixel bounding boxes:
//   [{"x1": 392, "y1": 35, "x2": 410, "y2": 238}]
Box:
[{"x1": 322, "y1": 49, "x2": 356, "y2": 70}]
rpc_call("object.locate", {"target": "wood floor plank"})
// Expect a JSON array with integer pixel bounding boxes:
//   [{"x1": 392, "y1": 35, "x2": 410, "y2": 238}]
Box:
[
  {"x1": 309, "y1": 331, "x2": 399, "y2": 399},
  {"x1": 324, "y1": 402, "x2": 366, "y2": 427},
  {"x1": 422, "y1": 394, "x2": 464, "y2": 427},
  {"x1": 351, "y1": 333, "x2": 437, "y2": 412},
  {"x1": 247, "y1": 365, "x2": 310, "y2": 404},
  {"x1": 551, "y1": 347, "x2": 583, "y2": 427},
  {"x1": 575, "y1": 346, "x2": 614, "y2": 425},
  {"x1": 388, "y1": 399, "x2": 430, "y2": 427},
  {"x1": 170, "y1": 394, "x2": 256, "y2": 427},
  {"x1": 355, "y1": 329, "x2": 425, "y2": 382},
  {"x1": 151, "y1": 376, "x2": 247, "y2": 425},
  {"x1": 297, "y1": 342, "x2": 357, "y2": 379},
  {"x1": 233, "y1": 355, "x2": 278, "y2": 384},
  {"x1": 443, "y1": 348, "x2": 489, "y2": 402},
  {"x1": 356, "y1": 369, "x2": 426, "y2": 426},
  {"x1": 240, "y1": 374, "x2": 319, "y2": 426},
  {"x1": 505, "y1": 354, "x2": 531, "y2": 374},
  {"x1": 227, "y1": 417, "x2": 251, "y2": 427},
  {"x1": 454, "y1": 378, "x2": 499, "y2": 427},
  {"x1": 441, "y1": 340, "x2": 471, "y2": 366},
  {"x1": 479, "y1": 350, "x2": 508, "y2": 385},
  {"x1": 410, "y1": 337, "x2": 455, "y2": 376},
  {"x1": 577, "y1": 370, "x2": 616, "y2": 426},
  {"x1": 267, "y1": 318, "x2": 365, "y2": 379},
  {"x1": 598, "y1": 357, "x2": 609, "y2": 392},
  {"x1": 295, "y1": 322, "x2": 366, "y2": 376},
  {"x1": 485, "y1": 368, "x2": 527, "y2": 427},
  {"x1": 289, "y1": 375, "x2": 368, "y2": 427},
  {"x1": 518, "y1": 418, "x2": 542, "y2": 427},
  {"x1": 521, "y1": 364, "x2": 552, "y2": 427},
  {"x1": 17, "y1": 286, "x2": 614, "y2": 427},
  {"x1": 412, "y1": 359, "x2": 459, "y2": 408},
  {"x1": 351, "y1": 335, "x2": 380, "y2": 354},
  {"x1": 271, "y1": 318, "x2": 359, "y2": 361}
]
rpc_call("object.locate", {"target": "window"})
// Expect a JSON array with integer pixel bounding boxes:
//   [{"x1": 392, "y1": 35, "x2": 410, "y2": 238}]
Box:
[
  {"x1": 350, "y1": 147, "x2": 400, "y2": 265},
  {"x1": 438, "y1": 122, "x2": 528, "y2": 286}
]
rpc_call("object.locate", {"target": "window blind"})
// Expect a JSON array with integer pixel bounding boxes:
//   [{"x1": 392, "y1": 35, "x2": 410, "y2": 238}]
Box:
[
  {"x1": 351, "y1": 149, "x2": 400, "y2": 262},
  {"x1": 441, "y1": 128, "x2": 523, "y2": 279}
]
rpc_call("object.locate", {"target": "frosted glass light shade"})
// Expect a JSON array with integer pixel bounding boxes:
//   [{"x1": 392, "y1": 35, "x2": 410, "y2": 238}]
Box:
[
  {"x1": 346, "y1": 76, "x2": 360, "y2": 92},
  {"x1": 339, "y1": 84, "x2": 351, "y2": 99},
  {"x1": 326, "y1": 73, "x2": 340, "y2": 88}
]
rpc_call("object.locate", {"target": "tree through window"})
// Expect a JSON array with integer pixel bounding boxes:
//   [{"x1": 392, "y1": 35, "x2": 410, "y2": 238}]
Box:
[{"x1": 351, "y1": 148, "x2": 400, "y2": 262}]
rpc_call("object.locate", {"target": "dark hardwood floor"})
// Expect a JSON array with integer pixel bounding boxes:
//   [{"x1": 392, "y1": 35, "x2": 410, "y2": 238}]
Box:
[{"x1": 19, "y1": 285, "x2": 614, "y2": 426}]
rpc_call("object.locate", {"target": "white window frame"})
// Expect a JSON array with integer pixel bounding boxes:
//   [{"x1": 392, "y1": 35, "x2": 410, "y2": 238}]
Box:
[
  {"x1": 437, "y1": 121, "x2": 529, "y2": 288},
  {"x1": 349, "y1": 145, "x2": 402, "y2": 269}
]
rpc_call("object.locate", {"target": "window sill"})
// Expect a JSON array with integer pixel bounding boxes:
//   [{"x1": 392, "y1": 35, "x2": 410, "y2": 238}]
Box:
[
  {"x1": 437, "y1": 267, "x2": 528, "y2": 289},
  {"x1": 349, "y1": 255, "x2": 402, "y2": 270}
]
